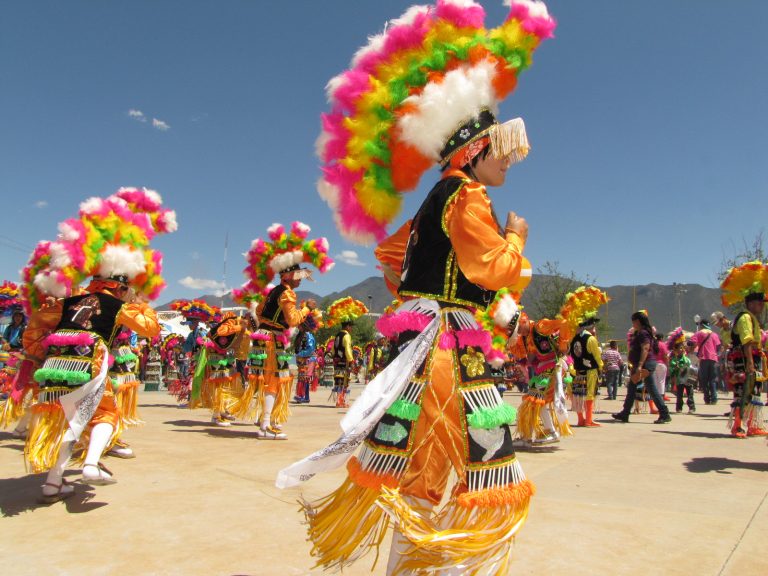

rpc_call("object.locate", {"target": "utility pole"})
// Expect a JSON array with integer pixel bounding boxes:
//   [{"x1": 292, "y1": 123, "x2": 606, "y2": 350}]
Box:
[{"x1": 673, "y1": 282, "x2": 687, "y2": 329}]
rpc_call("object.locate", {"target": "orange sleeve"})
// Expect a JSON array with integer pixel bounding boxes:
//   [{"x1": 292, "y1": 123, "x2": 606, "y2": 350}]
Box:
[
  {"x1": 216, "y1": 318, "x2": 242, "y2": 337},
  {"x1": 279, "y1": 288, "x2": 308, "y2": 328},
  {"x1": 116, "y1": 303, "x2": 161, "y2": 339},
  {"x1": 22, "y1": 300, "x2": 64, "y2": 363},
  {"x1": 445, "y1": 181, "x2": 526, "y2": 291},
  {"x1": 374, "y1": 219, "x2": 412, "y2": 296}
]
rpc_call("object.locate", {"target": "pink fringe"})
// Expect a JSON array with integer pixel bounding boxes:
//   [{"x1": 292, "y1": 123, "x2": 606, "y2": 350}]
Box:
[
  {"x1": 116, "y1": 188, "x2": 161, "y2": 211},
  {"x1": 251, "y1": 333, "x2": 271, "y2": 342},
  {"x1": 376, "y1": 311, "x2": 432, "y2": 338},
  {"x1": 276, "y1": 332, "x2": 291, "y2": 346},
  {"x1": 43, "y1": 332, "x2": 96, "y2": 348},
  {"x1": 436, "y1": 0, "x2": 485, "y2": 29},
  {"x1": 456, "y1": 329, "x2": 492, "y2": 354}
]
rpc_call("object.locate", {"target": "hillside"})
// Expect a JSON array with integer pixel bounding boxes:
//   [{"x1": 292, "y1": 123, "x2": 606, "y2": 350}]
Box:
[{"x1": 160, "y1": 275, "x2": 723, "y2": 340}]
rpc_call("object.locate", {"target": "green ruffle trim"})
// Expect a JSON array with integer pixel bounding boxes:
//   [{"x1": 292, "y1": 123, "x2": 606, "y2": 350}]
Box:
[
  {"x1": 34, "y1": 368, "x2": 92, "y2": 384},
  {"x1": 277, "y1": 354, "x2": 293, "y2": 363},
  {"x1": 208, "y1": 358, "x2": 234, "y2": 368},
  {"x1": 467, "y1": 403, "x2": 517, "y2": 430},
  {"x1": 529, "y1": 374, "x2": 550, "y2": 389},
  {"x1": 114, "y1": 352, "x2": 138, "y2": 364},
  {"x1": 386, "y1": 398, "x2": 422, "y2": 421},
  {"x1": 249, "y1": 353, "x2": 268, "y2": 361}
]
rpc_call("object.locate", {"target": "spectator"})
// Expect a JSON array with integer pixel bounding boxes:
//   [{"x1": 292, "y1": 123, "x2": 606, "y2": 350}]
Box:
[
  {"x1": 2, "y1": 310, "x2": 26, "y2": 351},
  {"x1": 601, "y1": 340, "x2": 622, "y2": 400},
  {"x1": 688, "y1": 318, "x2": 721, "y2": 404},
  {"x1": 711, "y1": 311, "x2": 731, "y2": 393}
]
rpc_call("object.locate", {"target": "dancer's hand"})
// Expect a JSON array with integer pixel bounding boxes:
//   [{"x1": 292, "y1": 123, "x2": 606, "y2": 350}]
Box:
[{"x1": 505, "y1": 211, "x2": 528, "y2": 242}]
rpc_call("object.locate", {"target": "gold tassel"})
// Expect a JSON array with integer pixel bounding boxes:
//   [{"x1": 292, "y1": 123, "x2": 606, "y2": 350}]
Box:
[
  {"x1": 0, "y1": 391, "x2": 30, "y2": 429},
  {"x1": 490, "y1": 118, "x2": 529, "y2": 164},
  {"x1": 226, "y1": 374, "x2": 261, "y2": 421},
  {"x1": 117, "y1": 381, "x2": 143, "y2": 427},
  {"x1": 272, "y1": 377, "x2": 293, "y2": 425},
  {"x1": 24, "y1": 402, "x2": 68, "y2": 473},
  {"x1": 304, "y1": 476, "x2": 389, "y2": 571},
  {"x1": 515, "y1": 396, "x2": 545, "y2": 441},
  {"x1": 379, "y1": 481, "x2": 534, "y2": 576}
]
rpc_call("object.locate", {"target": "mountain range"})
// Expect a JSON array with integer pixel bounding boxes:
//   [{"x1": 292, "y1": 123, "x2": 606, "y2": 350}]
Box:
[{"x1": 159, "y1": 275, "x2": 724, "y2": 341}]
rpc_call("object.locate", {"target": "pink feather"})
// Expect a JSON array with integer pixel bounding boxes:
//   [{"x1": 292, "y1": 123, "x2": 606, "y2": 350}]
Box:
[{"x1": 435, "y1": 0, "x2": 485, "y2": 29}]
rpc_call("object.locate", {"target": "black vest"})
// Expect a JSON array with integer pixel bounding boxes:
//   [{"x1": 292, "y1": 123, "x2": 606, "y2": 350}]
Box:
[
  {"x1": 259, "y1": 284, "x2": 288, "y2": 330},
  {"x1": 398, "y1": 176, "x2": 497, "y2": 308},
  {"x1": 57, "y1": 292, "x2": 124, "y2": 344},
  {"x1": 570, "y1": 331, "x2": 598, "y2": 372},
  {"x1": 334, "y1": 330, "x2": 349, "y2": 363}
]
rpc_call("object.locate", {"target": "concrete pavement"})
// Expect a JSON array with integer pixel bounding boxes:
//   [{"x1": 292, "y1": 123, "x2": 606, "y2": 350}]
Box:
[{"x1": 1, "y1": 386, "x2": 766, "y2": 576}]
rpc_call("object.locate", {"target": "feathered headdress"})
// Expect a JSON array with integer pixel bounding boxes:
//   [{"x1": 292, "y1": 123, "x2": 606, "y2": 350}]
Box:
[
  {"x1": 234, "y1": 222, "x2": 334, "y2": 306},
  {"x1": 666, "y1": 327, "x2": 687, "y2": 349},
  {"x1": 326, "y1": 297, "x2": 369, "y2": 327},
  {"x1": 317, "y1": 0, "x2": 556, "y2": 244},
  {"x1": 720, "y1": 260, "x2": 768, "y2": 307},
  {"x1": 0, "y1": 281, "x2": 21, "y2": 316},
  {"x1": 171, "y1": 299, "x2": 220, "y2": 323},
  {"x1": 558, "y1": 286, "x2": 609, "y2": 342},
  {"x1": 301, "y1": 307, "x2": 324, "y2": 332},
  {"x1": 21, "y1": 187, "x2": 177, "y2": 314}
]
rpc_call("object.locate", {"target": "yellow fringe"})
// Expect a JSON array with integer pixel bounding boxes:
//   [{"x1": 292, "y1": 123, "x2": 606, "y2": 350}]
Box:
[
  {"x1": 515, "y1": 397, "x2": 545, "y2": 440},
  {"x1": 117, "y1": 381, "x2": 143, "y2": 427},
  {"x1": 226, "y1": 374, "x2": 262, "y2": 421},
  {"x1": 24, "y1": 402, "x2": 68, "y2": 474},
  {"x1": 304, "y1": 475, "x2": 389, "y2": 571},
  {"x1": 272, "y1": 377, "x2": 293, "y2": 425},
  {"x1": 379, "y1": 482, "x2": 534, "y2": 576},
  {"x1": 557, "y1": 414, "x2": 573, "y2": 437},
  {"x1": 0, "y1": 390, "x2": 32, "y2": 429},
  {"x1": 191, "y1": 378, "x2": 217, "y2": 410}
]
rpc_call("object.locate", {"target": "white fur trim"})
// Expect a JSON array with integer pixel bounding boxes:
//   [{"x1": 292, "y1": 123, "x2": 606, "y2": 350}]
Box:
[
  {"x1": 34, "y1": 271, "x2": 68, "y2": 298},
  {"x1": 49, "y1": 242, "x2": 72, "y2": 269},
  {"x1": 317, "y1": 178, "x2": 340, "y2": 211},
  {"x1": 79, "y1": 197, "x2": 105, "y2": 215},
  {"x1": 98, "y1": 244, "x2": 146, "y2": 279},
  {"x1": 505, "y1": 0, "x2": 550, "y2": 18},
  {"x1": 269, "y1": 250, "x2": 304, "y2": 274},
  {"x1": 493, "y1": 294, "x2": 519, "y2": 327},
  {"x1": 58, "y1": 222, "x2": 82, "y2": 243},
  {"x1": 397, "y1": 61, "x2": 499, "y2": 160}
]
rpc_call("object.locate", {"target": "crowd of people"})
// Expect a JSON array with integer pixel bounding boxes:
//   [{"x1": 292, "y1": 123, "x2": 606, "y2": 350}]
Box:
[{"x1": 1, "y1": 2, "x2": 766, "y2": 575}]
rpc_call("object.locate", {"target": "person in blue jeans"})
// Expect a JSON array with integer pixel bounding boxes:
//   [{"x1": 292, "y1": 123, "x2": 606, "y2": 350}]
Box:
[
  {"x1": 601, "y1": 340, "x2": 623, "y2": 400},
  {"x1": 613, "y1": 311, "x2": 671, "y2": 423}
]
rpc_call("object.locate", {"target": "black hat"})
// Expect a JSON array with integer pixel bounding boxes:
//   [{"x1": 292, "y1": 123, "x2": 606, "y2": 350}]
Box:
[{"x1": 745, "y1": 292, "x2": 766, "y2": 303}]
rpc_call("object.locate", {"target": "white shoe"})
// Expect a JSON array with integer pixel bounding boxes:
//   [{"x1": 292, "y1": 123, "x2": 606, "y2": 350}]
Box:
[
  {"x1": 82, "y1": 463, "x2": 117, "y2": 485},
  {"x1": 213, "y1": 419, "x2": 231, "y2": 427},
  {"x1": 255, "y1": 426, "x2": 286, "y2": 440},
  {"x1": 106, "y1": 446, "x2": 136, "y2": 459}
]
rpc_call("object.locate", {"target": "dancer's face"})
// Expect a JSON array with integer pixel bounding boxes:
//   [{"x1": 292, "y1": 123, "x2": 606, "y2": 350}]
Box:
[{"x1": 473, "y1": 153, "x2": 512, "y2": 187}]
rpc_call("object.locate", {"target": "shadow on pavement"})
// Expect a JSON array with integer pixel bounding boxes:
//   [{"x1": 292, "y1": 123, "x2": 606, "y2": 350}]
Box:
[
  {"x1": 683, "y1": 456, "x2": 768, "y2": 474},
  {"x1": 0, "y1": 472, "x2": 108, "y2": 517},
  {"x1": 654, "y1": 430, "x2": 733, "y2": 440}
]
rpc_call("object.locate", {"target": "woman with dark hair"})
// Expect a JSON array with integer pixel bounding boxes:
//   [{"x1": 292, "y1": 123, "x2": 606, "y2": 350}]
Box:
[{"x1": 612, "y1": 311, "x2": 672, "y2": 423}]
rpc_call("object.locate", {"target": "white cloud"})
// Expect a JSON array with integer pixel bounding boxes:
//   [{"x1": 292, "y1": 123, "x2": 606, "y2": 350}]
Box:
[
  {"x1": 34, "y1": 200, "x2": 48, "y2": 209},
  {"x1": 179, "y1": 276, "x2": 226, "y2": 291},
  {"x1": 335, "y1": 250, "x2": 366, "y2": 267},
  {"x1": 152, "y1": 118, "x2": 170, "y2": 131},
  {"x1": 128, "y1": 109, "x2": 147, "y2": 123}
]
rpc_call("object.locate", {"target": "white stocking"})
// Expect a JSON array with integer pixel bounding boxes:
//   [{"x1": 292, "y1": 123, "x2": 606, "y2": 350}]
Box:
[
  {"x1": 262, "y1": 393, "x2": 276, "y2": 430},
  {"x1": 84, "y1": 422, "x2": 114, "y2": 467},
  {"x1": 541, "y1": 406, "x2": 555, "y2": 434},
  {"x1": 14, "y1": 410, "x2": 31, "y2": 434},
  {"x1": 44, "y1": 440, "x2": 74, "y2": 490}
]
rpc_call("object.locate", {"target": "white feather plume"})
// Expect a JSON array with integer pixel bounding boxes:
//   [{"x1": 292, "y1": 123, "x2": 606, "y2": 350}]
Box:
[{"x1": 98, "y1": 244, "x2": 146, "y2": 279}]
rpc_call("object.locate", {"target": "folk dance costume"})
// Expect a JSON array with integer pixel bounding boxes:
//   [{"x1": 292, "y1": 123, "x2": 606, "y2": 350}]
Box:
[
  {"x1": 720, "y1": 261, "x2": 768, "y2": 438},
  {"x1": 559, "y1": 287, "x2": 609, "y2": 428},
  {"x1": 0, "y1": 281, "x2": 34, "y2": 433},
  {"x1": 515, "y1": 318, "x2": 571, "y2": 445},
  {"x1": 233, "y1": 221, "x2": 333, "y2": 440},
  {"x1": 202, "y1": 312, "x2": 245, "y2": 427},
  {"x1": 327, "y1": 297, "x2": 369, "y2": 408},
  {"x1": 19, "y1": 187, "x2": 175, "y2": 502},
  {"x1": 667, "y1": 328, "x2": 694, "y2": 413},
  {"x1": 172, "y1": 299, "x2": 220, "y2": 410},
  {"x1": 161, "y1": 333, "x2": 185, "y2": 401},
  {"x1": 278, "y1": 3, "x2": 555, "y2": 573},
  {"x1": 293, "y1": 308, "x2": 322, "y2": 404},
  {"x1": 364, "y1": 337, "x2": 388, "y2": 383}
]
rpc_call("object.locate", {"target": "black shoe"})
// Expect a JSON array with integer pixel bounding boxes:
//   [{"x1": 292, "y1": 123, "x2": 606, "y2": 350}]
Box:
[
  {"x1": 654, "y1": 415, "x2": 672, "y2": 424},
  {"x1": 612, "y1": 412, "x2": 629, "y2": 423}
]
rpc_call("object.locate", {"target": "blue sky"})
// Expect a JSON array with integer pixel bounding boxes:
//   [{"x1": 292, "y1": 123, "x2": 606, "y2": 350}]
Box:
[{"x1": 1, "y1": 0, "x2": 766, "y2": 304}]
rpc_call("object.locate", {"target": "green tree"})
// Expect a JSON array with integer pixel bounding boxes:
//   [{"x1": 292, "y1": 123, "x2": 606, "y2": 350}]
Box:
[{"x1": 718, "y1": 229, "x2": 767, "y2": 316}]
